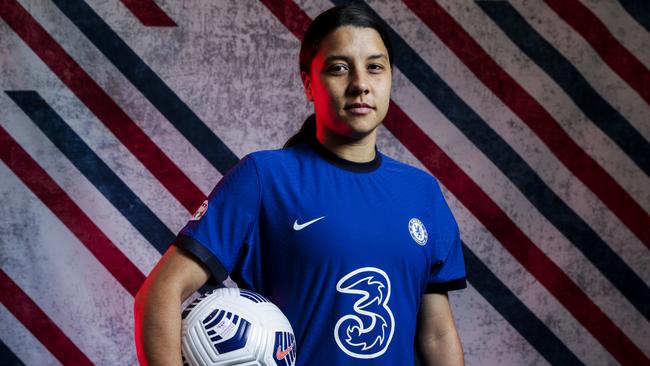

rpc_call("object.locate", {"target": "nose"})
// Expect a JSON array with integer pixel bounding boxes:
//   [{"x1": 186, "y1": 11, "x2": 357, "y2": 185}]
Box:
[{"x1": 347, "y1": 70, "x2": 370, "y2": 96}]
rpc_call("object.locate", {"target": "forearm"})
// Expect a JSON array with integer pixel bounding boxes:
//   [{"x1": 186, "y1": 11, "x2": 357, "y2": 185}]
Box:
[
  {"x1": 133, "y1": 245, "x2": 212, "y2": 365},
  {"x1": 416, "y1": 329, "x2": 464, "y2": 366},
  {"x1": 134, "y1": 278, "x2": 184, "y2": 366}
]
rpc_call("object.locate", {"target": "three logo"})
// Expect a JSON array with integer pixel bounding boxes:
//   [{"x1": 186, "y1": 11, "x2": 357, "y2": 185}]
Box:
[
  {"x1": 334, "y1": 267, "x2": 395, "y2": 359},
  {"x1": 290, "y1": 217, "x2": 427, "y2": 360}
]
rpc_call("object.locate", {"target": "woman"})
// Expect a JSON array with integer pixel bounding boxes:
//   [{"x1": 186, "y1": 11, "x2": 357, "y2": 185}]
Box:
[{"x1": 135, "y1": 4, "x2": 466, "y2": 365}]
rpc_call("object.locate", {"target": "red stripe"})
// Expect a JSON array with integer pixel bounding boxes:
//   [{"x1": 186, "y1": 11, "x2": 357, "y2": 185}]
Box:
[
  {"x1": 0, "y1": 126, "x2": 145, "y2": 296},
  {"x1": 261, "y1": 0, "x2": 648, "y2": 364},
  {"x1": 545, "y1": 0, "x2": 650, "y2": 105},
  {"x1": 0, "y1": 269, "x2": 94, "y2": 365},
  {"x1": 259, "y1": 0, "x2": 311, "y2": 41},
  {"x1": 0, "y1": 0, "x2": 204, "y2": 213},
  {"x1": 119, "y1": 0, "x2": 177, "y2": 27},
  {"x1": 384, "y1": 102, "x2": 648, "y2": 365},
  {"x1": 402, "y1": 0, "x2": 650, "y2": 250}
]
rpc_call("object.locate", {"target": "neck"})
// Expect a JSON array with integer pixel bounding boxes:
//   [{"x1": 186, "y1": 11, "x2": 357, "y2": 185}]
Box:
[{"x1": 315, "y1": 124, "x2": 378, "y2": 163}]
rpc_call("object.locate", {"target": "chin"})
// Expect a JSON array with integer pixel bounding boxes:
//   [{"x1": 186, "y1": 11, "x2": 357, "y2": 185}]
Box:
[{"x1": 340, "y1": 117, "x2": 381, "y2": 138}]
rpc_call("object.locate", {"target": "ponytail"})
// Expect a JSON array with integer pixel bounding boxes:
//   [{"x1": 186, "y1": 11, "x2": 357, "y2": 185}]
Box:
[{"x1": 283, "y1": 114, "x2": 316, "y2": 148}]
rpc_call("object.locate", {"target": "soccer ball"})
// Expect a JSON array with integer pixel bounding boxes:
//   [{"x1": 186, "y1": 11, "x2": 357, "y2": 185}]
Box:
[{"x1": 181, "y1": 287, "x2": 296, "y2": 366}]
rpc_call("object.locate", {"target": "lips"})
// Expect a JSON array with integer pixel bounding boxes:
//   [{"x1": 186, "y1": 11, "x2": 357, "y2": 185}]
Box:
[{"x1": 345, "y1": 102, "x2": 374, "y2": 115}]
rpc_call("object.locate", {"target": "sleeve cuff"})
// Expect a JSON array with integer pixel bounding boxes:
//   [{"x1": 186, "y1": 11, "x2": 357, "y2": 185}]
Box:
[
  {"x1": 425, "y1": 278, "x2": 467, "y2": 293},
  {"x1": 174, "y1": 234, "x2": 229, "y2": 285}
]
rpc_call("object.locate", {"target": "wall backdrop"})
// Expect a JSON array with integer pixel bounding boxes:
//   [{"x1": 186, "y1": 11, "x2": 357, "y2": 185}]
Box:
[{"x1": 1, "y1": 0, "x2": 649, "y2": 365}]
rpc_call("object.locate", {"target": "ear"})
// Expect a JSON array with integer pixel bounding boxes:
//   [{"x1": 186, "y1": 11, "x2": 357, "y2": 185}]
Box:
[{"x1": 301, "y1": 71, "x2": 313, "y2": 102}]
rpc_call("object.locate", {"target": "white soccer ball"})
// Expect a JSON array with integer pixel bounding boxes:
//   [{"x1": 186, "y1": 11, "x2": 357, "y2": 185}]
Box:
[{"x1": 181, "y1": 288, "x2": 296, "y2": 366}]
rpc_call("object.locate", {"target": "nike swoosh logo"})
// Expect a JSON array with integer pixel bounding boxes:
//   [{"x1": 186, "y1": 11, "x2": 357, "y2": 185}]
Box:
[
  {"x1": 276, "y1": 344, "x2": 293, "y2": 360},
  {"x1": 293, "y1": 216, "x2": 325, "y2": 231}
]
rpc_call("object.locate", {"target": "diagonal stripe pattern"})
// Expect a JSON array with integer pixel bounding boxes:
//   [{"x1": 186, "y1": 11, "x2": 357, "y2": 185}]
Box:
[
  {"x1": 402, "y1": 0, "x2": 650, "y2": 321},
  {"x1": 1, "y1": 0, "x2": 648, "y2": 365},
  {"x1": 0, "y1": 0, "x2": 206, "y2": 213}
]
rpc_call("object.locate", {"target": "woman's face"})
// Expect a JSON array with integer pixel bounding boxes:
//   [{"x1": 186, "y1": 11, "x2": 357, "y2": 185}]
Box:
[{"x1": 303, "y1": 25, "x2": 392, "y2": 139}]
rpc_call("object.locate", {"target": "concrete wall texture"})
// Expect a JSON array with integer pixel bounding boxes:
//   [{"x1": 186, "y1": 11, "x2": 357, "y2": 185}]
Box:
[{"x1": 1, "y1": 0, "x2": 649, "y2": 365}]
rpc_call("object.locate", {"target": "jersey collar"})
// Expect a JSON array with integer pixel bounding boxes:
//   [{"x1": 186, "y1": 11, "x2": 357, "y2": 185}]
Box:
[{"x1": 305, "y1": 116, "x2": 383, "y2": 173}]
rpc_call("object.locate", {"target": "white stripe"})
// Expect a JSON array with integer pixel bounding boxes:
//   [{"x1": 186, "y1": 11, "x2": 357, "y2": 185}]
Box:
[
  {"x1": 448, "y1": 197, "x2": 617, "y2": 366},
  {"x1": 293, "y1": 0, "x2": 331, "y2": 18},
  {"x1": 0, "y1": 18, "x2": 192, "y2": 236},
  {"x1": 84, "y1": 0, "x2": 310, "y2": 156},
  {"x1": 579, "y1": 0, "x2": 650, "y2": 69},
  {"x1": 388, "y1": 67, "x2": 620, "y2": 363},
  {"x1": 0, "y1": 162, "x2": 139, "y2": 365},
  {"x1": 17, "y1": 0, "x2": 220, "y2": 197},
  {"x1": 450, "y1": 284, "x2": 550, "y2": 366},
  {"x1": 0, "y1": 304, "x2": 62, "y2": 366},
  {"x1": 438, "y1": 0, "x2": 650, "y2": 215},
  {"x1": 365, "y1": 0, "x2": 650, "y2": 285},
  {"x1": 378, "y1": 124, "x2": 609, "y2": 365},
  {"x1": 392, "y1": 64, "x2": 650, "y2": 356},
  {"x1": 5, "y1": 1, "x2": 196, "y2": 232},
  {"x1": 39, "y1": 86, "x2": 191, "y2": 232},
  {"x1": 372, "y1": 0, "x2": 650, "y2": 312},
  {"x1": 511, "y1": 0, "x2": 650, "y2": 145},
  {"x1": 0, "y1": 94, "x2": 159, "y2": 276}
]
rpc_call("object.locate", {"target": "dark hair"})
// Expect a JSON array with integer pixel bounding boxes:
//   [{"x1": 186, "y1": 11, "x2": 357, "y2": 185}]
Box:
[{"x1": 284, "y1": 4, "x2": 394, "y2": 148}]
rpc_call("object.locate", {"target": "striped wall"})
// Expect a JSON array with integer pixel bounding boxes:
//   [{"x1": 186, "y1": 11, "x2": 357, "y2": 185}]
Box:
[{"x1": 1, "y1": 0, "x2": 648, "y2": 364}]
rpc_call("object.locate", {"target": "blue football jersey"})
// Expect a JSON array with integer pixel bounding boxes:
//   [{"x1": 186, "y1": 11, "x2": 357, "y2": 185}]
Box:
[{"x1": 176, "y1": 132, "x2": 466, "y2": 365}]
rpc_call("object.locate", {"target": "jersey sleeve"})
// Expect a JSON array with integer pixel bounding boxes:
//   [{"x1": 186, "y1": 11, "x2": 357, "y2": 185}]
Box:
[
  {"x1": 174, "y1": 155, "x2": 261, "y2": 285},
  {"x1": 425, "y1": 180, "x2": 467, "y2": 294}
]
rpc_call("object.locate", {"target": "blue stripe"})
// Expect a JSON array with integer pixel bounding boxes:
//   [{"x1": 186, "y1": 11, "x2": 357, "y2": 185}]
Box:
[
  {"x1": 203, "y1": 309, "x2": 226, "y2": 329},
  {"x1": 51, "y1": 0, "x2": 240, "y2": 174},
  {"x1": 6, "y1": 91, "x2": 175, "y2": 255},
  {"x1": 462, "y1": 243, "x2": 583, "y2": 365},
  {"x1": 210, "y1": 335, "x2": 223, "y2": 342},
  {"x1": 478, "y1": 1, "x2": 650, "y2": 176},
  {"x1": 335, "y1": 0, "x2": 650, "y2": 321},
  {"x1": 0, "y1": 340, "x2": 25, "y2": 366},
  {"x1": 618, "y1": 0, "x2": 650, "y2": 32},
  {"x1": 240, "y1": 289, "x2": 270, "y2": 303},
  {"x1": 215, "y1": 318, "x2": 251, "y2": 354},
  {"x1": 202, "y1": 308, "x2": 222, "y2": 325}
]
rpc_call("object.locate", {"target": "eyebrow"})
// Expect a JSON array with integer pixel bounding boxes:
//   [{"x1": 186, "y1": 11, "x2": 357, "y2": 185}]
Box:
[{"x1": 324, "y1": 53, "x2": 388, "y2": 64}]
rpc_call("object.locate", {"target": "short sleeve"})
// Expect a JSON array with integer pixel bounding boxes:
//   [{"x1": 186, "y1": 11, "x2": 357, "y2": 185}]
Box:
[
  {"x1": 425, "y1": 180, "x2": 467, "y2": 293},
  {"x1": 174, "y1": 155, "x2": 261, "y2": 285}
]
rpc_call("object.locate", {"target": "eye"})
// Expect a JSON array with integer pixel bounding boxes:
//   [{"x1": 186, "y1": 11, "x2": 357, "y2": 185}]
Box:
[
  {"x1": 368, "y1": 64, "x2": 385, "y2": 73},
  {"x1": 328, "y1": 64, "x2": 349, "y2": 74}
]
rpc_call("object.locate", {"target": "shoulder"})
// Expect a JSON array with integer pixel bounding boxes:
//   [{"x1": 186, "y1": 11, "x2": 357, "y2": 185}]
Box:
[
  {"x1": 246, "y1": 146, "x2": 302, "y2": 166},
  {"x1": 241, "y1": 144, "x2": 310, "y2": 175},
  {"x1": 378, "y1": 153, "x2": 453, "y2": 211},
  {"x1": 380, "y1": 153, "x2": 442, "y2": 191},
  {"x1": 246, "y1": 145, "x2": 302, "y2": 164}
]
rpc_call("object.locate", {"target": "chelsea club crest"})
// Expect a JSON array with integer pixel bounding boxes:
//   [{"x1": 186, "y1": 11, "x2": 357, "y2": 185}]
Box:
[{"x1": 408, "y1": 218, "x2": 428, "y2": 245}]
